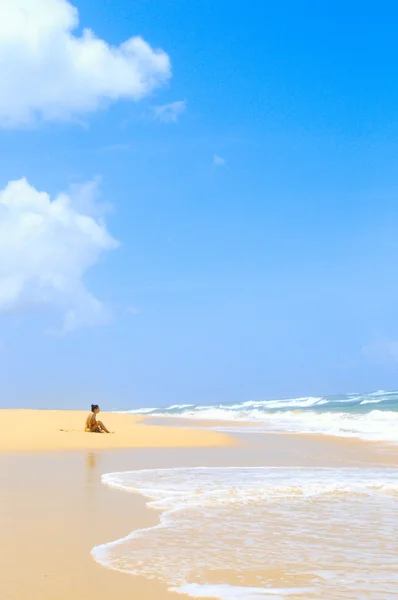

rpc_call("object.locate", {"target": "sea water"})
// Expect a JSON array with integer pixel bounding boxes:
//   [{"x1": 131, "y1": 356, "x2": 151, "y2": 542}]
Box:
[
  {"x1": 118, "y1": 390, "x2": 398, "y2": 442},
  {"x1": 92, "y1": 466, "x2": 398, "y2": 599}
]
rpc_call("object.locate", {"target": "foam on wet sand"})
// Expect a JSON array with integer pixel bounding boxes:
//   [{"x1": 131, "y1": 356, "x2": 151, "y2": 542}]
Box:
[{"x1": 1, "y1": 410, "x2": 398, "y2": 599}]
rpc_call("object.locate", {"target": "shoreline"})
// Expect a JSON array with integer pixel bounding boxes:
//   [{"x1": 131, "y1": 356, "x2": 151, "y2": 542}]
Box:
[
  {"x1": 94, "y1": 461, "x2": 398, "y2": 598},
  {"x1": 90, "y1": 433, "x2": 398, "y2": 598},
  {"x1": 2, "y1": 408, "x2": 397, "y2": 460},
  {"x1": 1, "y1": 414, "x2": 398, "y2": 599}
]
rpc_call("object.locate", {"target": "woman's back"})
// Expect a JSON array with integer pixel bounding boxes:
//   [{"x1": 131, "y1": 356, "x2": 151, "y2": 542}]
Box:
[{"x1": 85, "y1": 412, "x2": 96, "y2": 431}]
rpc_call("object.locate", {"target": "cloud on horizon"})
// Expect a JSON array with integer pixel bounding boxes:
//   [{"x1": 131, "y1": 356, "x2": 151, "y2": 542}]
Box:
[
  {"x1": 0, "y1": 0, "x2": 171, "y2": 127},
  {"x1": 0, "y1": 177, "x2": 118, "y2": 332}
]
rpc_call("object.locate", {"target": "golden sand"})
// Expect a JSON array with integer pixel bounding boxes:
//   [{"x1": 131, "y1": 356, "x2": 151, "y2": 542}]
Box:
[{"x1": 0, "y1": 409, "x2": 235, "y2": 452}]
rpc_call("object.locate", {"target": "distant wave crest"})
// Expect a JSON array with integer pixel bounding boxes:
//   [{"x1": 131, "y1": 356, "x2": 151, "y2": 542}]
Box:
[{"x1": 118, "y1": 390, "x2": 398, "y2": 443}]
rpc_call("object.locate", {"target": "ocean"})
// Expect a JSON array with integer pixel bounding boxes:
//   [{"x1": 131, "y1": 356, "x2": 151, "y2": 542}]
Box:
[
  {"x1": 93, "y1": 466, "x2": 398, "y2": 599},
  {"x1": 118, "y1": 389, "x2": 398, "y2": 443},
  {"x1": 92, "y1": 391, "x2": 398, "y2": 599}
]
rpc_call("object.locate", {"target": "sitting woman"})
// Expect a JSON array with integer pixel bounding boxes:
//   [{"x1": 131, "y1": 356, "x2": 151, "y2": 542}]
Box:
[{"x1": 85, "y1": 405, "x2": 111, "y2": 433}]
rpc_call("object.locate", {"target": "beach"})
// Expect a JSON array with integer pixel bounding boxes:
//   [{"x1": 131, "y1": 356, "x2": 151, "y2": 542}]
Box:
[
  {"x1": 1, "y1": 408, "x2": 398, "y2": 599},
  {"x1": 0, "y1": 410, "x2": 234, "y2": 453},
  {"x1": 3, "y1": 0, "x2": 396, "y2": 597},
  {"x1": 0, "y1": 410, "x2": 236, "y2": 600}
]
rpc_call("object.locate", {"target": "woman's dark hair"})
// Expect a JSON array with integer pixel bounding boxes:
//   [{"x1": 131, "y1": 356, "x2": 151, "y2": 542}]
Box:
[{"x1": 91, "y1": 404, "x2": 99, "y2": 412}]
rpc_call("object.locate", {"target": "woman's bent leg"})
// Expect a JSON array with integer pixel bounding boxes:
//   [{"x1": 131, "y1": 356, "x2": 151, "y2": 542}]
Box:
[{"x1": 96, "y1": 420, "x2": 110, "y2": 433}]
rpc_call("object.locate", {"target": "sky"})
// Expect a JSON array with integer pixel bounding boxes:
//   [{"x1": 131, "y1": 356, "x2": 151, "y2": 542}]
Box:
[{"x1": 1, "y1": 0, "x2": 398, "y2": 409}]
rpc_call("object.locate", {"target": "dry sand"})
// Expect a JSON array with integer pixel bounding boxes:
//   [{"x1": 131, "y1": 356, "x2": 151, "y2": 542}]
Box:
[{"x1": 0, "y1": 409, "x2": 235, "y2": 452}]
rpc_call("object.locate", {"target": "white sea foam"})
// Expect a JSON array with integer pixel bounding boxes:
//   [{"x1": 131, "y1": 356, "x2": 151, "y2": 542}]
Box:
[
  {"x1": 360, "y1": 399, "x2": 384, "y2": 405},
  {"x1": 93, "y1": 466, "x2": 398, "y2": 599},
  {"x1": 213, "y1": 409, "x2": 398, "y2": 442},
  {"x1": 231, "y1": 397, "x2": 328, "y2": 409},
  {"x1": 172, "y1": 583, "x2": 312, "y2": 599},
  {"x1": 142, "y1": 407, "x2": 398, "y2": 443},
  {"x1": 119, "y1": 391, "x2": 398, "y2": 443},
  {"x1": 143, "y1": 408, "x2": 398, "y2": 443}
]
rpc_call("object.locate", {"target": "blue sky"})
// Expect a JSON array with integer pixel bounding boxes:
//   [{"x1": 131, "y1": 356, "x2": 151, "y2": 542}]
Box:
[{"x1": 1, "y1": 0, "x2": 398, "y2": 408}]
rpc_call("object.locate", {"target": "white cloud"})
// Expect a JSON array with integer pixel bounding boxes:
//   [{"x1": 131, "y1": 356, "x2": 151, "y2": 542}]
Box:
[
  {"x1": 0, "y1": 0, "x2": 171, "y2": 127},
  {"x1": 153, "y1": 100, "x2": 186, "y2": 123},
  {"x1": 0, "y1": 177, "x2": 118, "y2": 331},
  {"x1": 213, "y1": 154, "x2": 227, "y2": 167}
]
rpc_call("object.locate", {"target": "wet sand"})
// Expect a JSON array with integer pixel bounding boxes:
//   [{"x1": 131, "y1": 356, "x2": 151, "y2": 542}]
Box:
[{"x1": 0, "y1": 417, "x2": 397, "y2": 599}]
